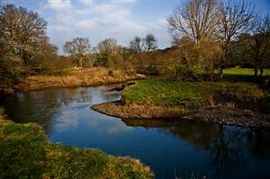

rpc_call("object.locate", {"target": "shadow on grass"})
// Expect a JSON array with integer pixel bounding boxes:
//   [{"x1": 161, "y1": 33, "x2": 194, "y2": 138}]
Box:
[{"x1": 223, "y1": 74, "x2": 269, "y2": 83}]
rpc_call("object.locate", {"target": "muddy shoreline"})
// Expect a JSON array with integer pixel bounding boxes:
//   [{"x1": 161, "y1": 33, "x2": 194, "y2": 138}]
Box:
[{"x1": 91, "y1": 101, "x2": 270, "y2": 129}]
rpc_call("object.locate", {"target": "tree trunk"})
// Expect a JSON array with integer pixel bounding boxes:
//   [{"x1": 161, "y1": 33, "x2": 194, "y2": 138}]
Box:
[
  {"x1": 219, "y1": 46, "x2": 227, "y2": 80},
  {"x1": 79, "y1": 57, "x2": 83, "y2": 68},
  {"x1": 259, "y1": 67, "x2": 264, "y2": 77},
  {"x1": 254, "y1": 67, "x2": 258, "y2": 77}
]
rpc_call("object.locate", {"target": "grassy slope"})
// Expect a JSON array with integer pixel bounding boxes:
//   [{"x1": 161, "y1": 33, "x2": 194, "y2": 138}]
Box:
[
  {"x1": 122, "y1": 79, "x2": 267, "y2": 107},
  {"x1": 0, "y1": 119, "x2": 153, "y2": 179}
]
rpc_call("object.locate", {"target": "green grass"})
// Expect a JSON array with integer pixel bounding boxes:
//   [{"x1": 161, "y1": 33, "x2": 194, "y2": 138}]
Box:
[
  {"x1": 122, "y1": 79, "x2": 267, "y2": 107},
  {"x1": 223, "y1": 68, "x2": 270, "y2": 82},
  {"x1": 224, "y1": 68, "x2": 270, "y2": 76},
  {"x1": 0, "y1": 120, "x2": 153, "y2": 179}
]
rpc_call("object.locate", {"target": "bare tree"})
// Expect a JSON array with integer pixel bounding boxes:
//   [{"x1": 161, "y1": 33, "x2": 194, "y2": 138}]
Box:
[
  {"x1": 130, "y1": 34, "x2": 158, "y2": 53},
  {"x1": 144, "y1": 33, "x2": 158, "y2": 52},
  {"x1": 248, "y1": 16, "x2": 270, "y2": 77},
  {"x1": 168, "y1": 0, "x2": 222, "y2": 71},
  {"x1": 129, "y1": 36, "x2": 144, "y2": 53},
  {"x1": 64, "y1": 37, "x2": 91, "y2": 67},
  {"x1": 218, "y1": 0, "x2": 254, "y2": 74},
  {"x1": 98, "y1": 38, "x2": 118, "y2": 56},
  {"x1": 97, "y1": 38, "x2": 122, "y2": 68},
  {"x1": 168, "y1": 0, "x2": 220, "y2": 45}
]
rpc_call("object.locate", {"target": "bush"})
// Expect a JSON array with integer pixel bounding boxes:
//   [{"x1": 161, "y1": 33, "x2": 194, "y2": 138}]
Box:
[
  {"x1": 170, "y1": 65, "x2": 220, "y2": 82},
  {"x1": 108, "y1": 70, "x2": 114, "y2": 76},
  {"x1": 144, "y1": 63, "x2": 159, "y2": 76}
]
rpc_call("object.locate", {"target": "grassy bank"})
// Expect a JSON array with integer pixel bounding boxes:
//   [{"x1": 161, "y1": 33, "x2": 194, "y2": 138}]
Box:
[
  {"x1": 92, "y1": 79, "x2": 270, "y2": 128},
  {"x1": 0, "y1": 118, "x2": 153, "y2": 178},
  {"x1": 122, "y1": 79, "x2": 266, "y2": 107},
  {"x1": 17, "y1": 67, "x2": 145, "y2": 92}
]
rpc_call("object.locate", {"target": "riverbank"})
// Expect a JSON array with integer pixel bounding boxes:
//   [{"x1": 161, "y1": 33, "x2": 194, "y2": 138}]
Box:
[
  {"x1": 0, "y1": 117, "x2": 153, "y2": 178},
  {"x1": 92, "y1": 79, "x2": 270, "y2": 128},
  {"x1": 12, "y1": 67, "x2": 145, "y2": 93}
]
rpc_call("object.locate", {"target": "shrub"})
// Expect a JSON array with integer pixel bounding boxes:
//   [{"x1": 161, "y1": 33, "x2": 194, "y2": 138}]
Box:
[
  {"x1": 170, "y1": 65, "x2": 220, "y2": 82},
  {"x1": 144, "y1": 63, "x2": 159, "y2": 76}
]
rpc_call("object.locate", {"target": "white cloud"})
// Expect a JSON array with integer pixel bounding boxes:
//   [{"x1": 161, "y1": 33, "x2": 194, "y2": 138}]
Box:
[
  {"x1": 79, "y1": 0, "x2": 94, "y2": 6},
  {"x1": 41, "y1": 0, "x2": 169, "y2": 53},
  {"x1": 2, "y1": 0, "x2": 15, "y2": 5},
  {"x1": 45, "y1": 0, "x2": 72, "y2": 11},
  {"x1": 76, "y1": 19, "x2": 100, "y2": 29}
]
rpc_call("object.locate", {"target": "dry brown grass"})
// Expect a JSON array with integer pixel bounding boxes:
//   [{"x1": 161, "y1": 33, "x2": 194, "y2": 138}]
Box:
[
  {"x1": 91, "y1": 102, "x2": 270, "y2": 128},
  {"x1": 18, "y1": 67, "x2": 145, "y2": 91},
  {"x1": 91, "y1": 101, "x2": 187, "y2": 119}
]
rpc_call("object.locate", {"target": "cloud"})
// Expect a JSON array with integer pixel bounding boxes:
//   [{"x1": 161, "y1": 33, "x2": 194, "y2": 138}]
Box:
[
  {"x1": 45, "y1": 0, "x2": 72, "y2": 11},
  {"x1": 79, "y1": 0, "x2": 94, "y2": 6},
  {"x1": 40, "y1": 0, "x2": 169, "y2": 53}
]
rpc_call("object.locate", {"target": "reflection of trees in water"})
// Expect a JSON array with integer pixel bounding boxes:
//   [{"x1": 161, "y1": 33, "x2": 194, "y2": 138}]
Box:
[
  {"x1": 167, "y1": 123, "x2": 270, "y2": 177},
  {"x1": 0, "y1": 87, "x2": 94, "y2": 132},
  {"x1": 210, "y1": 126, "x2": 270, "y2": 178},
  {"x1": 0, "y1": 86, "x2": 120, "y2": 134},
  {"x1": 163, "y1": 121, "x2": 219, "y2": 150},
  {"x1": 123, "y1": 119, "x2": 270, "y2": 178},
  {"x1": 100, "y1": 90, "x2": 121, "y2": 102},
  {"x1": 210, "y1": 125, "x2": 245, "y2": 178},
  {"x1": 0, "y1": 89, "x2": 76, "y2": 132},
  {"x1": 247, "y1": 128, "x2": 270, "y2": 158}
]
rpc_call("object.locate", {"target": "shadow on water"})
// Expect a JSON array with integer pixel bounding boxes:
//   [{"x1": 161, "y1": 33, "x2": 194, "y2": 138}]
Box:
[
  {"x1": 122, "y1": 118, "x2": 270, "y2": 178},
  {"x1": 1, "y1": 86, "x2": 270, "y2": 179}
]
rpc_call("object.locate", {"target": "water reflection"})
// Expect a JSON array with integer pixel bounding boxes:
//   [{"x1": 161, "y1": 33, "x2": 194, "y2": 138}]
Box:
[
  {"x1": 123, "y1": 118, "x2": 270, "y2": 178},
  {"x1": 0, "y1": 87, "x2": 270, "y2": 179}
]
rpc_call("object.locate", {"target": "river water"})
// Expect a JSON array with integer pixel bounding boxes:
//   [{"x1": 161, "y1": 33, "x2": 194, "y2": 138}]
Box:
[{"x1": 1, "y1": 86, "x2": 270, "y2": 179}]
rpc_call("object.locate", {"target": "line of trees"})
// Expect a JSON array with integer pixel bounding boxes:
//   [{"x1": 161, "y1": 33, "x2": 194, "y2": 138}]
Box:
[
  {"x1": 1, "y1": 1, "x2": 269, "y2": 88},
  {"x1": 62, "y1": 34, "x2": 158, "y2": 70},
  {"x1": 0, "y1": 3, "x2": 160, "y2": 87}
]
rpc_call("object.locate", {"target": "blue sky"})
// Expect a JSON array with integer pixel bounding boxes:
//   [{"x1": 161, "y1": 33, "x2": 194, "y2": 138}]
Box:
[{"x1": 1, "y1": 0, "x2": 270, "y2": 54}]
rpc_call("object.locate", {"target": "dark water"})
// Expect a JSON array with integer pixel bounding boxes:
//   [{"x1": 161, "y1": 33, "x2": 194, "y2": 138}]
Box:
[{"x1": 1, "y1": 86, "x2": 270, "y2": 179}]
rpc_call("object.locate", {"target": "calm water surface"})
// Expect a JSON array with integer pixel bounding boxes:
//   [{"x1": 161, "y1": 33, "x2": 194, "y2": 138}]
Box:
[{"x1": 1, "y1": 86, "x2": 270, "y2": 179}]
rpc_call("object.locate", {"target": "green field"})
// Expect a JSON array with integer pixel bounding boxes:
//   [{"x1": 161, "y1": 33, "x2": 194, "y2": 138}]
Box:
[
  {"x1": 122, "y1": 79, "x2": 266, "y2": 107},
  {"x1": 0, "y1": 119, "x2": 153, "y2": 179},
  {"x1": 224, "y1": 68, "x2": 270, "y2": 76}
]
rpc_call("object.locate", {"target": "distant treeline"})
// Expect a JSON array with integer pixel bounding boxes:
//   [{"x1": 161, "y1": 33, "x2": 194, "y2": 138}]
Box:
[{"x1": 0, "y1": 0, "x2": 269, "y2": 86}]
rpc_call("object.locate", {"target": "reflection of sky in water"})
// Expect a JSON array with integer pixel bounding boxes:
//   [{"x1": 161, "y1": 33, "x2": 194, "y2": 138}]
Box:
[
  {"x1": 48, "y1": 86, "x2": 123, "y2": 134},
  {"x1": 1, "y1": 86, "x2": 270, "y2": 179}
]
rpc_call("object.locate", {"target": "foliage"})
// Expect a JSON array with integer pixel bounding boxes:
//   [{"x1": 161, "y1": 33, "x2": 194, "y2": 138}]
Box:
[
  {"x1": 0, "y1": 4, "x2": 58, "y2": 85},
  {"x1": 0, "y1": 120, "x2": 153, "y2": 178},
  {"x1": 170, "y1": 65, "x2": 220, "y2": 82},
  {"x1": 144, "y1": 63, "x2": 159, "y2": 76}
]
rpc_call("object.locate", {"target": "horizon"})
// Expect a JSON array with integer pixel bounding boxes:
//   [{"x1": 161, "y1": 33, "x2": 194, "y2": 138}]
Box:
[{"x1": 1, "y1": 0, "x2": 270, "y2": 54}]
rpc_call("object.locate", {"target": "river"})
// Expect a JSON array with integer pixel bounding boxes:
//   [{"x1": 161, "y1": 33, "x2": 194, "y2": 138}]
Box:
[{"x1": 1, "y1": 86, "x2": 270, "y2": 179}]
